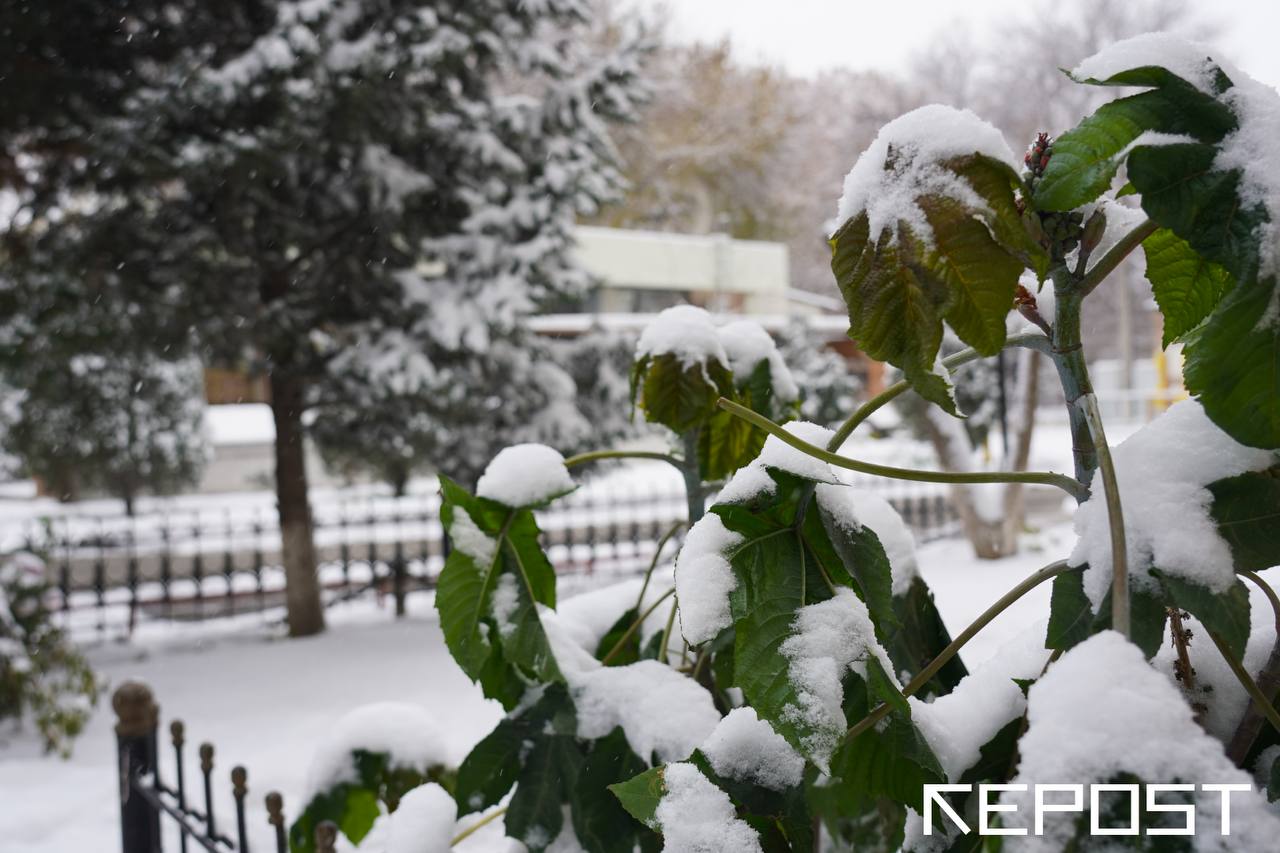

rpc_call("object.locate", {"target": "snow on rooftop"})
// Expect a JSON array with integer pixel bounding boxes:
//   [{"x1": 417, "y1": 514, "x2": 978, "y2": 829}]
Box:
[
  {"x1": 635, "y1": 305, "x2": 729, "y2": 372},
  {"x1": 1003, "y1": 631, "x2": 1280, "y2": 848},
  {"x1": 203, "y1": 404, "x2": 275, "y2": 446},
  {"x1": 701, "y1": 706, "x2": 804, "y2": 791},
  {"x1": 716, "y1": 319, "x2": 800, "y2": 403},
  {"x1": 475, "y1": 443, "x2": 575, "y2": 508},
  {"x1": 304, "y1": 702, "x2": 449, "y2": 799},
  {"x1": 674, "y1": 512, "x2": 743, "y2": 646},
  {"x1": 654, "y1": 762, "x2": 764, "y2": 853},
  {"x1": 1069, "y1": 399, "x2": 1275, "y2": 609},
  {"x1": 780, "y1": 588, "x2": 897, "y2": 770},
  {"x1": 834, "y1": 104, "x2": 1015, "y2": 247},
  {"x1": 1071, "y1": 32, "x2": 1221, "y2": 93}
]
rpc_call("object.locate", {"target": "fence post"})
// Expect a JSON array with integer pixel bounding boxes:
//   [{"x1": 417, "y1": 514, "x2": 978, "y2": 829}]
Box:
[{"x1": 114, "y1": 680, "x2": 161, "y2": 853}]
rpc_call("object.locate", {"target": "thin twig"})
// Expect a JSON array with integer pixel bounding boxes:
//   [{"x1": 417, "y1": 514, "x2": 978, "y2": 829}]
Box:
[
  {"x1": 635, "y1": 521, "x2": 684, "y2": 612},
  {"x1": 601, "y1": 587, "x2": 675, "y2": 665},
  {"x1": 1207, "y1": 628, "x2": 1280, "y2": 740},
  {"x1": 826, "y1": 331, "x2": 1053, "y2": 450},
  {"x1": 657, "y1": 596, "x2": 680, "y2": 663},
  {"x1": 563, "y1": 449, "x2": 682, "y2": 470},
  {"x1": 718, "y1": 398, "x2": 1088, "y2": 502},
  {"x1": 1079, "y1": 392, "x2": 1128, "y2": 638},
  {"x1": 846, "y1": 561, "x2": 1076, "y2": 740},
  {"x1": 1227, "y1": 571, "x2": 1280, "y2": 763},
  {"x1": 451, "y1": 806, "x2": 508, "y2": 846},
  {"x1": 1079, "y1": 219, "x2": 1158, "y2": 296}
]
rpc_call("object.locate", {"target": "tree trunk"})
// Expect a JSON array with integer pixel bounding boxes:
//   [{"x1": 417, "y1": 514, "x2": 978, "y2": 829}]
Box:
[
  {"x1": 269, "y1": 370, "x2": 325, "y2": 637},
  {"x1": 922, "y1": 350, "x2": 1041, "y2": 560}
]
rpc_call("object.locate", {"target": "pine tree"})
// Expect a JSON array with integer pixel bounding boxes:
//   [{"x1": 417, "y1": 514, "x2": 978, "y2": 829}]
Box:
[{"x1": 9, "y1": 1, "x2": 645, "y2": 635}]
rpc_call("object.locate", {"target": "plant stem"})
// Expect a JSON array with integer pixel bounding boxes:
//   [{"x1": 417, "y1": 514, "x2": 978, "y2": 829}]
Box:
[
  {"x1": 451, "y1": 806, "x2": 508, "y2": 846},
  {"x1": 657, "y1": 597, "x2": 680, "y2": 663},
  {"x1": 718, "y1": 398, "x2": 1087, "y2": 501},
  {"x1": 1079, "y1": 219, "x2": 1158, "y2": 296},
  {"x1": 1207, "y1": 627, "x2": 1280, "y2": 741},
  {"x1": 1048, "y1": 268, "x2": 1097, "y2": 489},
  {"x1": 1227, "y1": 571, "x2": 1280, "y2": 763},
  {"x1": 1080, "y1": 392, "x2": 1129, "y2": 638},
  {"x1": 563, "y1": 449, "x2": 683, "y2": 470},
  {"x1": 827, "y1": 331, "x2": 1053, "y2": 450},
  {"x1": 680, "y1": 429, "x2": 705, "y2": 525},
  {"x1": 601, "y1": 587, "x2": 676, "y2": 665},
  {"x1": 847, "y1": 561, "x2": 1076, "y2": 740},
  {"x1": 635, "y1": 521, "x2": 684, "y2": 612}
]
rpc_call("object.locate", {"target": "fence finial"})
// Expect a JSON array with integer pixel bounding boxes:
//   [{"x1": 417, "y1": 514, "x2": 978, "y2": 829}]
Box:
[
  {"x1": 112, "y1": 680, "x2": 158, "y2": 737},
  {"x1": 315, "y1": 820, "x2": 339, "y2": 853}
]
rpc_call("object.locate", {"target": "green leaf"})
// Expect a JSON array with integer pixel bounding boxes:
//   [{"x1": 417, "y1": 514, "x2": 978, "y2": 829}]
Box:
[
  {"x1": 807, "y1": 502, "x2": 897, "y2": 633},
  {"x1": 289, "y1": 785, "x2": 381, "y2": 853},
  {"x1": 455, "y1": 719, "x2": 522, "y2": 816},
  {"x1": 830, "y1": 153, "x2": 1041, "y2": 416},
  {"x1": 506, "y1": 734, "x2": 583, "y2": 851},
  {"x1": 1046, "y1": 568, "x2": 1093, "y2": 651},
  {"x1": 1209, "y1": 467, "x2": 1280, "y2": 572},
  {"x1": 698, "y1": 401, "x2": 764, "y2": 481},
  {"x1": 595, "y1": 607, "x2": 642, "y2": 666},
  {"x1": 828, "y1": 674, "x2": 945, "y2": 806},
  {"x1": 1128, "y1": 143, "x2": 1267, "y2": 284},
  {"x1": 1092, "y1": 583, "x2": 1170, "y2": 660},
  {"x1": 884, "y1": 575, "x2": 968, "y2": 698},
  {"x1": 609, "y1": 766, "x2": 666, "y2": 830},
  {"x1": 1157, "y1": 572, "x2": 1252, "y2": 660},
  {"x1": 437, "y1": 476, "x2": 560, "y2": 707},
  {"x1": 958, "y1": 714, "x2": 1024, "y2": 784},
  {"x1": 572, "y1": 728, "x2": 650, "y2": 853},
  {"x1": 633, "y1": 351, "x2": 735, "y2": 435},
  {"x1": 1183, "y1": 274, "x2": 1280, "y2": 449},
  {"x1": 1142, "y1": 228, "x2": 1234, "y2": 347},
  {"x1": 1035, "y1": 84, "x2": 1235, "y2": 211}
]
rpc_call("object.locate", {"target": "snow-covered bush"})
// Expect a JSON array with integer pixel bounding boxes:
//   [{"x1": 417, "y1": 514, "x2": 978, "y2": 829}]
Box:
[
  {"x1": 425, "y1": 35, "x2": 1280, "y2": 852},
  {"x1": 290, "y1": 703, "x2": 455, "y2": 853},
  {"x1": 0, "y1": 553, "x2": 100, "y2": 757}
]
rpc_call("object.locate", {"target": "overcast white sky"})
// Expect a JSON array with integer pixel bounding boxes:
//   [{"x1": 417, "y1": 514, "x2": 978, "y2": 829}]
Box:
[{"x1": 629, "y1": 0, "x2": 1280, "y2": 88}]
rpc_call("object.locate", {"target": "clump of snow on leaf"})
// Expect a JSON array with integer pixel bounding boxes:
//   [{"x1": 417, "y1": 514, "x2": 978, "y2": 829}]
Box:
[
  {"x1": 542, "y1": 609, "x2": 719, "y2": 762},
  {"x1": 909, "y1": 622, "x2": 1050, "y2": 781},
  {"x1": 716, "y1": 319, "x2": 800, "y2": 403},
  {"x1": 1215, "y1": 65, "x2": 1280, "y2": 277},
  {"x1": 1002, "y1": 631, "x2": 1280, "y2": 849},
  {"x1": 814, "y1": 481, "x2": 919, "y2": 597},
  {"x1": 448, "y1": 508, "x2": 496, "y2": 565},
  {"x1": 834, "y1": 104, "x2": 1015, "y2": 246},
  {"x1": 376, "y1": 782, "x2": 456, "y2": 853},
  {"x1": 1069, "y1": 399, "x2": 1275, "y2": 609},
  {"x1": 475, "y1": 443, "x2": 575, "y2": 508},
  {"x1": 305, "y1": 703, "x2": 449, "y2": 798},
  {"x1": 1071, "y1": 32, "x2": 1223, "y2": 93},
  {"x1": 780, "y1": 588, "x2": 898, "y2": 769},
  {"x1": 489, "y1": 573, "x2": 520, "y2": 640},
  {"x1": 701, "y1": 707, "x2": 804, "y2": 791},
  {"x1": 654, "y1": 763, "x2": 764, "y2": 853},
  {"x1": 635, "y1": 305, "x2": 728, "y2": 372},
  {"x1": 674, "y1": 512, "x2": 743, "y2": 646},
  {"x1": 716, "y1": 421, "x2": 840, "y2": 504}
]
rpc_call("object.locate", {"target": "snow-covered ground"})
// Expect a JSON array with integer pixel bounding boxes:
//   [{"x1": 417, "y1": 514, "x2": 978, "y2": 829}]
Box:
[{"x1": 0, "y1": 524, "x2": 1082, "y2": 853}]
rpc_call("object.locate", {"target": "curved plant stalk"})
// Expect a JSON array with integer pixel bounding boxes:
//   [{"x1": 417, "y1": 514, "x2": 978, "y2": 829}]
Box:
[
  {"x1": 601, "y1": 587, "x2": 675, "y2": 665},
  {"x1": 680, "y1": 429, "x2": 706, "y2": 525},
  {"x1": 563, "y1": 449, "x2": 682, "y2": 470},
  {"x1": 1079, "y1": 392, "x2": 1129, "y2": 638},
  {"x1": 657, "y1": 596, "x2": 680, "y2": 663},
  {"x1": 1079, "y1": 219, "x2": 1157, "y2": 296},
  {"x1": 826, "y1": 331, "x2": 1053, "y2": 450},
  {"x1": 717, "y1": 398, "x2": 1088, "y2": 501},
  {"x1": 451, "y1": 806, "x2": 508, "y2": 847},
  {"x1": 1206, "y1": 627, "x2": 1280, "y2": 741},
  {"x1": 635, "y1": 521, "x2": 685, "y2": 611},
  {"x1": 847, "y1": 561, "x2": 1076, "y2": 740},
  {"x1": 1228, "y1": 571, "x2": 1280, "y2": 763}
]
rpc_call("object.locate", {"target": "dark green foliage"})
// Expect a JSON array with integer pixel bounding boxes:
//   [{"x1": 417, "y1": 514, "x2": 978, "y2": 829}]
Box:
[{"x1": 289, "y1": 749, "x2": 455, "y2": 853}]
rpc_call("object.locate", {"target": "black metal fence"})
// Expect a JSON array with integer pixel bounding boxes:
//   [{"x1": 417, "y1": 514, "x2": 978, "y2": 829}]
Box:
[{"x1": 19, "y1": 478, "x2": 958, "y2": 641}]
